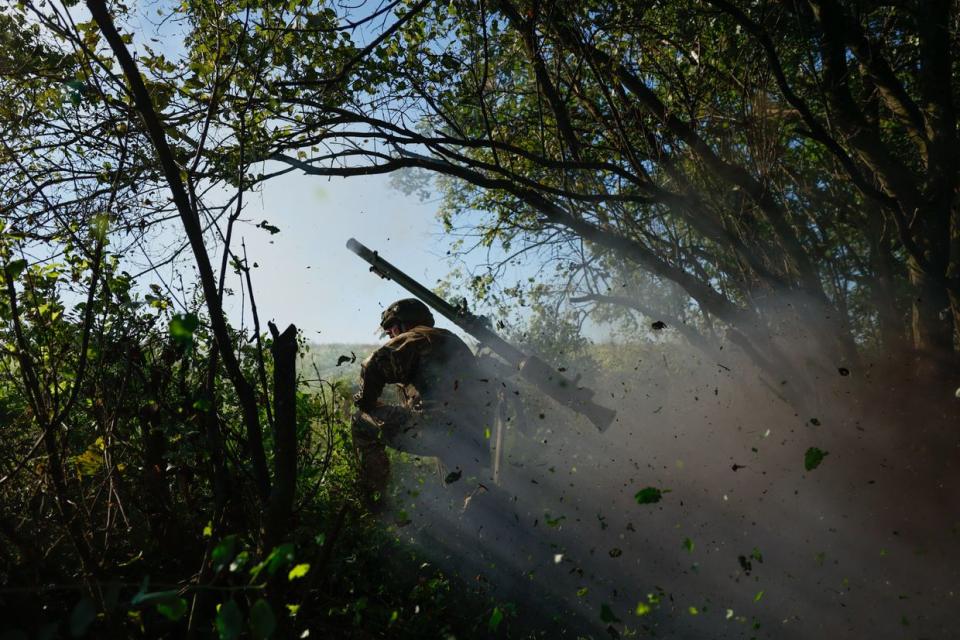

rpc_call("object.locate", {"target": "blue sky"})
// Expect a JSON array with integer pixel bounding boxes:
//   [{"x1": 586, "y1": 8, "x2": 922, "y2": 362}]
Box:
[
  {"x1": 228, "y1": 165, "x2": 465, "y2": 343},
  {"x1": 66, "y1": 1, "x2": 593, "y2": 345},
  {"x1": 107, "y1": 1, "x2": 482, "y2": 343}
]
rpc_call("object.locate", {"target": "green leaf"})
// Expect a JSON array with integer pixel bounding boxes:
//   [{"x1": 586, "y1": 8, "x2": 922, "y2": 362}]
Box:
[
  {"x1": 5, "y1": 259, "x2": 28, "y2": 280},
  {"x1": 600, "y1": 603, "x2": 621, "y2": 624},
  {"x1": 91, "y1": 213, "x2": 110, "y2": 240},
  {"x1": 156, "y1": 598, "x2": 188, "y2": 621},
  {"x1": 287, "y1": 563, "x2": 310, "y2": 581},
  {"x1": 634, "y1": 487, "x2": 662, "y2": 504},
  {"x1": 804, "y1": 447, "x2": 828, "y2": 471},
  {"x1": 249, "y1": 543, "x2": 295, "y2": 581},
  {"x1": 754, "y1": 590, "x2": 764, "y2": 602},
  {"x1": 682, "y1": 537, "x2": 694, "y2": 552},
  {"x1": 488, "y1": 606, "x2": 503, "y2": 632},
  {"x1": 212, "y1": 534, "x2": 239, "y2": 572},
  {"x1": 257, "y1": 220, "x2": 281, "y2": 235},
  {"x1": 131, "y1": 588, "x2": 180, "y2": 606},
  {"x1": 169, "y1": 313, "x2": 200, "y2": 347},
  {"x1": 230, "y1": 551, "x2": 250, "y2": 572},
  {"x1": 249, "y1": 599, "x2": 276, "y2": 640},
  {"x1": 69, "y1": 597, "x2": 97, "y2": 637},
  {"x1": 635, "y1": 602, "x2": 651, "y2": 616},
  {"x1": 544, "y1": 514, "x2": 565, "y2": 527},
  {"x1": 215, "y1": 600, "x2": 243, "y2": 640}
]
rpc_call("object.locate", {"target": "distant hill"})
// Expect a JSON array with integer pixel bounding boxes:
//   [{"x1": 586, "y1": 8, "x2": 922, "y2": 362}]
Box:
[{"x1": 299, "y1": 342, "x2": 377, "y2": 385}]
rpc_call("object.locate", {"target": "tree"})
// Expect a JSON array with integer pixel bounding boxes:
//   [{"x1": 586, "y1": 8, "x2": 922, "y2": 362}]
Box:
[
  {"x1": 0, "y1": 0, "x2": 348, "y2": 605},
  {"x1": 245, "y1": 0, "x2": 959, "y2": 390}
]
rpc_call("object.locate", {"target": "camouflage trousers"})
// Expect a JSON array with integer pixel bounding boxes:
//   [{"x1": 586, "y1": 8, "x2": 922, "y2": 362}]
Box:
[{"x1": 351, "y1": 404, "x2": 490, "y2": 503}]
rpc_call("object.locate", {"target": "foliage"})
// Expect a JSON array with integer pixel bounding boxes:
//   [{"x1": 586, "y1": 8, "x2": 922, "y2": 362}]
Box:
[
  {"x1": 0, "y1": 242, "x2": 510, "y2": 636},
  {"x1": 2, "y1": 0, "x2": 959, "y2": 636},
  {"x1": 150, "y1": 0, "x2": 960, "y2": 389}
]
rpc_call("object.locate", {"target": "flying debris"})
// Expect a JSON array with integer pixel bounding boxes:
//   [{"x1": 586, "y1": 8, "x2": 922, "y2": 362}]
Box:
[{"x1": 335, "y1": 352, "x2": 356, "y2": 367}]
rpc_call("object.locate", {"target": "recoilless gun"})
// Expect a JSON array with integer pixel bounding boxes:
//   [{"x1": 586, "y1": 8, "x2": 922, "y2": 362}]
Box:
[{"x1": 347, "y1": 238, "x2": 616, "y2": 432}]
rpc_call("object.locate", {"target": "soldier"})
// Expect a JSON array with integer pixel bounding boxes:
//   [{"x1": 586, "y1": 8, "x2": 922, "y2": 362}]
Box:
[{"x1": 351, "y1": 298, "x2": 490, "y2": 508}]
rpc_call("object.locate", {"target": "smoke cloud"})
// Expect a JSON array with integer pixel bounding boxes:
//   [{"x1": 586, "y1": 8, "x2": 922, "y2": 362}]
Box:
[{"x1": 376, "y1": 314, "x2": 960, "y2": 638}]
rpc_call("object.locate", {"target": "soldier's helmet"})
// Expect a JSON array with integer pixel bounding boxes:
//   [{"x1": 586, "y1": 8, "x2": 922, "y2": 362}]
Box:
[{"x1": 380, "y1": 298, "x2": 435, "y2": 331}]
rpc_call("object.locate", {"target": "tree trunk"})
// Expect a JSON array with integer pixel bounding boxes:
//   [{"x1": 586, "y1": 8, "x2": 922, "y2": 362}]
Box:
[
  {"x1": 263, "y1": 323, "x2": 299, "y2": 550},
  {"x1": 869, "y1": 221, "x2": 908, "y2": 355},
  {"x1": 908, "y1": 260, "x2": 954, "y2": 358}
]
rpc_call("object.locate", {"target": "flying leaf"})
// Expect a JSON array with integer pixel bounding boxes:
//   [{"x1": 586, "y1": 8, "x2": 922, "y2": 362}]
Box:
[
  {"x1": 544, "y1": 514, "x2": 565, "y2": 527},
  {"x1": 804, "y1": 447, "x2": 828, "y2": 471},
  {"x1": 257, "y1": 220, "x2": 281, "y2": 235},
  {"x1": 634, "y1": 487, "x2": 662, "y2": 504}
]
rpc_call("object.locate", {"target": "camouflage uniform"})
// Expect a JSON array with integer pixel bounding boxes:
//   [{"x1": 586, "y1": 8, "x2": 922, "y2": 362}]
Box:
[{"x1": 352, "y1": 324, "x2": 490, "y2": 502}]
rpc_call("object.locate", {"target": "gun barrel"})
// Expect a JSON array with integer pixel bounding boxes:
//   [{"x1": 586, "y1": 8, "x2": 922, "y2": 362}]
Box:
[{"x1": 347, "y1": 238, "x2": 616, "y2": 431}]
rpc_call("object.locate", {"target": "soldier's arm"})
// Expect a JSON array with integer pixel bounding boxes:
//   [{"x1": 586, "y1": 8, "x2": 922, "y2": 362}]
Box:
[
  {"x1": 354, "y1": 354, "x2": 386, "y2": 412},
  {"x1": 353, "y1": 334, "x2": 422, "y2": 411}
]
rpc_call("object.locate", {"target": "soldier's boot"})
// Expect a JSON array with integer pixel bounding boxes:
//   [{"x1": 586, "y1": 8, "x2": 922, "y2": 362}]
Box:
[{"x1": 351, "y1": 414, "x2": 391, "y2": 511}]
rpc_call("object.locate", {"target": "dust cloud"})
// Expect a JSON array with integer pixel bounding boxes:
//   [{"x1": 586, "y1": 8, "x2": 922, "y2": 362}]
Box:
[{"x1": 378, "y1": 323, "x2": 960, "y2": 638}]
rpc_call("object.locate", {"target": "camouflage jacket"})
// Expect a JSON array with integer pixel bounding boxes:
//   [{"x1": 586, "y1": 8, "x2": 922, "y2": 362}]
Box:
[{"x1": 354, "y1": 325, "x2": 481, "y2": 413}]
